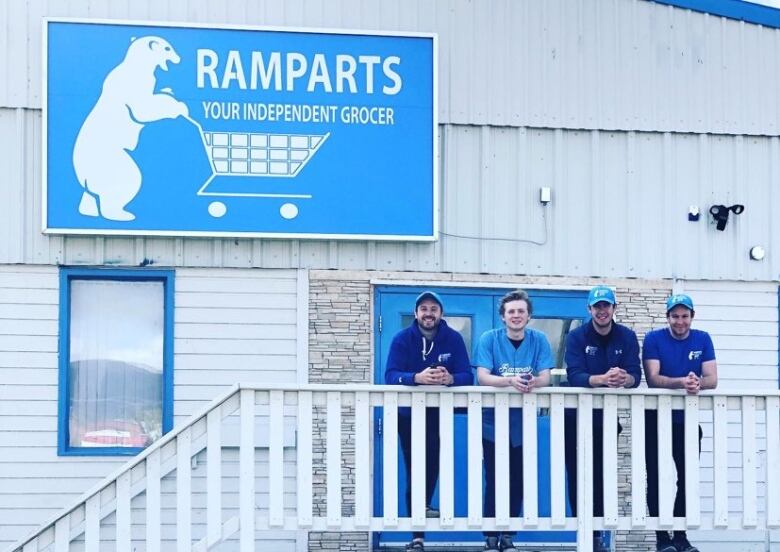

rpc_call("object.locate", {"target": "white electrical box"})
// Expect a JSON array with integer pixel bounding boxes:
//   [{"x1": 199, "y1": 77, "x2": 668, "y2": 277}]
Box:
[{"x1": 540, "y1": 187, "x2": 552, "y2": 204}]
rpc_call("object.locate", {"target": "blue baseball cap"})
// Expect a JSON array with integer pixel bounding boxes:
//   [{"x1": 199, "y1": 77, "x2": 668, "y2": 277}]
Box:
[
  {"x1": 666, "y1": 294, "x2": 694, "y2": 312},
  {"x1": 415, "y1": 291, "x2": 443, "y2": 310},
  {"x1": 587, "y1": 285, "x2": 616, "y2": 306}
]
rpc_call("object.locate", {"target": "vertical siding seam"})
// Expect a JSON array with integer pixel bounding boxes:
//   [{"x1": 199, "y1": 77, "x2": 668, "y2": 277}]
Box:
[{"x1": 478, "y1": 125, "x2": 490, "y2": 273}]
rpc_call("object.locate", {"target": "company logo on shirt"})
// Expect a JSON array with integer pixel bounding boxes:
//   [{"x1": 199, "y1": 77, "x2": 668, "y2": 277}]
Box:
[
  {"x1": 499, "y1": 364, "x2": 532, "y2": 376},
  {"x1": 438, "y1": 353, "x2": 451, "y2": 363},
  {"x1": 614, "y1": 349, "x2": 623, "y2": 355},
  {"x1": 688, "y1": 350, "x2": 703, "y2": 360},
  {"x1": 585, "y1": 346, "x2": 598, "y2": 356}
]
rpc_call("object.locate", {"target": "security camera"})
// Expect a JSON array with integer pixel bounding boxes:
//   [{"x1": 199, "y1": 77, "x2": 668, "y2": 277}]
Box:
[{"x1": 709, "y1": 204, "x2": 744, "y2": 231}]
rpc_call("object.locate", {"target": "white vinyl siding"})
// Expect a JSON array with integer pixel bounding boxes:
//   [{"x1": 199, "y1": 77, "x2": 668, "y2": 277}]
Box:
[
  {"x1": 682, "y1": 280, "x2": 779, "y2": 550},
  {"x1": 0, "y1": 264, "x2": 301, "y2": 549}
]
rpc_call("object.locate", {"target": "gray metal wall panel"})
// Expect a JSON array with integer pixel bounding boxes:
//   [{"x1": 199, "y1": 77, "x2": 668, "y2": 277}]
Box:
[
  {"x1": 6, "y1": 0, "x2": 780, "y2": 134},
  {"x1": 5, "y1": 104, "x2": 779, "y2": 281}
]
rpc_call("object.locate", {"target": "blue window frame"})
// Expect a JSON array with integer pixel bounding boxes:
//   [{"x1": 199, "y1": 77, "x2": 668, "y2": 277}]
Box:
[{"x1": 58, "y1": 268, "x2": 174, "y2": 456}]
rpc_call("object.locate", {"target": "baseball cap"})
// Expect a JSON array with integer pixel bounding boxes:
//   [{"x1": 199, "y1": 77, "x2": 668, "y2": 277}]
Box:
[
  {"x1": 415, "y1": 291, "x2": 443, "y2": 310},
  {"x1": 587, "y1": 285, "x2": 616, "y2": 306},
  {"x1": 666, "y1": 294, "x2": 694, "y2": 312}
]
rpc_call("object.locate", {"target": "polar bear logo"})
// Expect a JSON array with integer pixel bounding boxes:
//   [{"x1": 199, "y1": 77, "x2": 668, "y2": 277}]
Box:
[{"x1": 72, "y1": 36, "x2": 188, "y2": 221}]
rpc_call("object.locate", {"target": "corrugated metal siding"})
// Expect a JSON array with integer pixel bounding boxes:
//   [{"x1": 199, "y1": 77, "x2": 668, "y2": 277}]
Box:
[
  {"x1": 4, "y1": 0, "x2": 780, "y2": 135},
  {"x1": 3, "y1": 107, "x2": 778, "y2": 281},
  {"x1": 0, "y1": 264, "x2": 300, "y2": 548}
]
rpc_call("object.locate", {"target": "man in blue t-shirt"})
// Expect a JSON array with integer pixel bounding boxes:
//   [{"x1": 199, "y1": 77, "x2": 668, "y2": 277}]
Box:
[
  {"x1": 643, "y1": 294, "x2": 717, "y2": 552},
  {"x1": 564, "y1": 285, "x2": 641, "y2": 552},
  {"x1": 385, "y1": 291, "x2": 472, "y2": 552},
  {"x1": 475, "y1": 290, "x2": 553, "y2": 552}
]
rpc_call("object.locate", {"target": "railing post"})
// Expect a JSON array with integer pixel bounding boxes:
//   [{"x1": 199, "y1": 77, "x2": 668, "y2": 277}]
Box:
[
  {"x1": 684, "y1": 395, "x2": 700, "y2": 528},
  {"x1": 382, "y1": 391, "x2": 399, "y2": 527},
  {"x1": 576, "y1": 393, "x2": 593, "y2": 552},
  {"x1": 54, "y1": 516, "x2": 69, "y2": 552},
  {"x1": 354, "y1": 391, "x2": 371, "y2": 528},
  {"x1": 549, "y1": 393, "x2": 566, "y2": 527},
  {"x1": 630, "y1": 395, "x2": 646, "y2": 528},
  {"x1": 494, "y1": 393, "x2": 510, "y2": 529},
  {"x1": 657, "y1": 395, "x2": 674, "y2": 528},
  {"x1": 602, "y1": 394, "x2": 618, "y2": 528},
  {"x1": 116, "y1": 472, "x2": 131, "y2": 552},
  {"x1": 269, "y1": 390, "x2": 285, "y2": 527},
  {"x1": 713, "y1": 396, "x2": 729, "y2": 528},
  {"x1": 146, "y1": 449, "x2": 162, "y2": 552},
  {"x1": 240, "y1": 388, "x2": 256, "y2": 552},
  {"x1": 297, "y1": 391, "x2": 313, "y2": 527},
  {"x1": 741, "y1": 396, "x2": 758, "y2": 528},
  {"x1": 522, "y1": 393, "x2": 539, "y2": 527},
  {"x1": 207, "y1": 410, "x2": 223, "y2": 545},
  {"x1": 439, "y1": 392, "x2": 455, "y2": 528},
  {"x1": 411, "y1": 392, "x2": 428, "y2": 529},
  {"x1": 176, "y1": 427, "x2": 192, "y2": 552},
  {"x1": 467, "y1": 392, "x2": 483, "y2": 528},
  {"x1": 85, "y1": 494, "x2": 100, "y2": 552},
  {"x1": 326, "y1": 391, "x2": 342, "y2": 528}
]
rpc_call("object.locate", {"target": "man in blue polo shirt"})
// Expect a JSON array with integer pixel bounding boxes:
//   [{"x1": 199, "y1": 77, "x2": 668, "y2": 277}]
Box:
[
  {"x1": 564, "y1": 285, "x2": 641, "y2": 552},
  {"x1": 475, "y1": 290, "x2": 554, "y2": 552},
  {"x1": 643, "y1": 294, "x2": 717, "y2": 552},
  {"x1": 385, "y1": 291, "x2": 472, "y2": 552}
]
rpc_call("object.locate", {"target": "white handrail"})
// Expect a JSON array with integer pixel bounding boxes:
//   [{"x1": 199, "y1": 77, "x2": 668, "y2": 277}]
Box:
[{"x1": 7, "y1": 384, "x2": 780, "y2": 552}]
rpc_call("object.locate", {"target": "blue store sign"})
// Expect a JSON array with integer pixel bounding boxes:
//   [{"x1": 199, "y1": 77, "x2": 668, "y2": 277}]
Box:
[{"x1": 43, "y1": 19, "x2": 437, "y2": 240}]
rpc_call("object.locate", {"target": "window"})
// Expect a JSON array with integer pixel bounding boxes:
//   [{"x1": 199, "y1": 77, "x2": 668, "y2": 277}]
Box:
[{"x1": 58, "y1": 268, "x2": 174, "y2": 455}]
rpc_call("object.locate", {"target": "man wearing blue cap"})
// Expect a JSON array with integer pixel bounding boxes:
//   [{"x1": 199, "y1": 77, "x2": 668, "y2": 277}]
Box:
[
  {"x1": 385, "y1": 291, "x2": 472, "y2": 552},
  {"x1": 643, "y1": 294, "x2": 717, "y2": 552},
  {"x1": 475, "y1": 289, "x2": 554, "y2": 552},
  {"x1": 563, "y1": 285, "x2": 641, "y2": 552}
]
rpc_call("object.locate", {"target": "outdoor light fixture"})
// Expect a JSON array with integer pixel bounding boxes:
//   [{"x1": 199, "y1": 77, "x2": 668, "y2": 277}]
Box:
[
  {"x1": 749, "y1": 246, "x2": 766, "y2": 261},
  {"x1": 709, "y1": 204, "x2": 745, "y2": 231}
]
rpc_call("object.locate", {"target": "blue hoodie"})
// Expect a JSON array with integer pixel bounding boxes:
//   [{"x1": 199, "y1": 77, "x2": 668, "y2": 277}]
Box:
[
  {"x1": 564, "y1": 321, "x2": 641, "y2": 388},
  {"x1": 385, "y1": 319, "x2": 473, "y2": 388}
]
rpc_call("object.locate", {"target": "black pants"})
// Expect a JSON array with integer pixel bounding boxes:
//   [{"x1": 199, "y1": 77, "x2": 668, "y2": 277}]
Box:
[
  {"x1": 645, "y1": 411, "x2": 703, "y2": 539},
  {"x1": 482, "y1": 438, "x2": 524, "y2": 538},
  {"x1": 398, "y1": 409, "x2": 440, "y2": 539},
  {"x1": 564, "y1": 410, "x2": 621, "y2": 517}
]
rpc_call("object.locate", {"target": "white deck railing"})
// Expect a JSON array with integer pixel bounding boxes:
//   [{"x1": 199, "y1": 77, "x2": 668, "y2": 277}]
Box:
[{"x1": 7, "y1": 384, "x2": 780, "y2": 552}]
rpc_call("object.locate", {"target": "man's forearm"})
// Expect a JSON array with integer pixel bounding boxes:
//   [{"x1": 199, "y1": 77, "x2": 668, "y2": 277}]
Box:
[
  {"x1": 647, "y1": 374, "x2": 685, "y2": 389},
  {"x1": 700, "y1": 374, "x2": 717, "y2": 390},
  {"x1": 535, "y1": 370, "x2": 551, "y2": 388}
]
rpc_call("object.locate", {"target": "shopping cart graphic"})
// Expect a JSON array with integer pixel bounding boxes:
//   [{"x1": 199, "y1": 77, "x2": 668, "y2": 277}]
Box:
[{"x1": 189, "y1": 116, "x2": 330, "y2": 199}]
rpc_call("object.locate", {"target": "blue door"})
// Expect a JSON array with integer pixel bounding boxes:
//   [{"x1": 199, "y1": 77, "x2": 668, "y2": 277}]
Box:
[{"x1": 373, "y1": 286, "x2": 587, "y2": 548}]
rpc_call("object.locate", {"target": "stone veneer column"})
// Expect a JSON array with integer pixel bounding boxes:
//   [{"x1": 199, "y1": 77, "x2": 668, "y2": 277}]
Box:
[
  {"x1": 308, "y1": 273, "x2": 372, "y2": 552},
  {"x1": 613, "y1": 285, "x2": 672, "y2": 552}
]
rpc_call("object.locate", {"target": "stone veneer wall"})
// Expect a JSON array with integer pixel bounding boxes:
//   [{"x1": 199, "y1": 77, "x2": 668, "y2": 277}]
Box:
[
  {"x1": 612, "y1": 285, "x2": 672, "y2": 552},
  {"x1": 306, "y1": 270, "x2": 672, "y2": 552},
  {"x1": 308, "y1": 274, "x2": 372, "y2": 552}
]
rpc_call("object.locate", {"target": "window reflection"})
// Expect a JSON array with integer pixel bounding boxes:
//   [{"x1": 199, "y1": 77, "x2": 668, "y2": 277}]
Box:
[
  {"x1": 69, "y1": 280, "x2": 163, "y2": 449},
  {"x1": 528, "y1": 317, "x2": 582, "y2": 385}
]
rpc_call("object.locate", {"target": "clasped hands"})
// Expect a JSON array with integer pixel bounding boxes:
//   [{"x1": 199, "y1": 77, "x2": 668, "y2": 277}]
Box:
[
  {"x1": 601, "y1": 367, "x2": 631, "y2": 388},
  {"x1": 505, "y1": 373, "x2": 536, "y2": 393},
  {"x1": 683, "y1": 371, "x2": 701, "y2": 394},
  {"x1": 414, "y1": 365, "x2": 454, "y2": 386}
]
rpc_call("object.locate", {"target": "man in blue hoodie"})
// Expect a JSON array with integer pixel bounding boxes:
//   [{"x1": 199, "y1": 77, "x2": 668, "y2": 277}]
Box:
[
  {"x1": 385, "y1": 291, "x2": 472, "y2": 552},
  {"x1": 564, "y1": 285, "x2": 641, "y2": 552}
]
